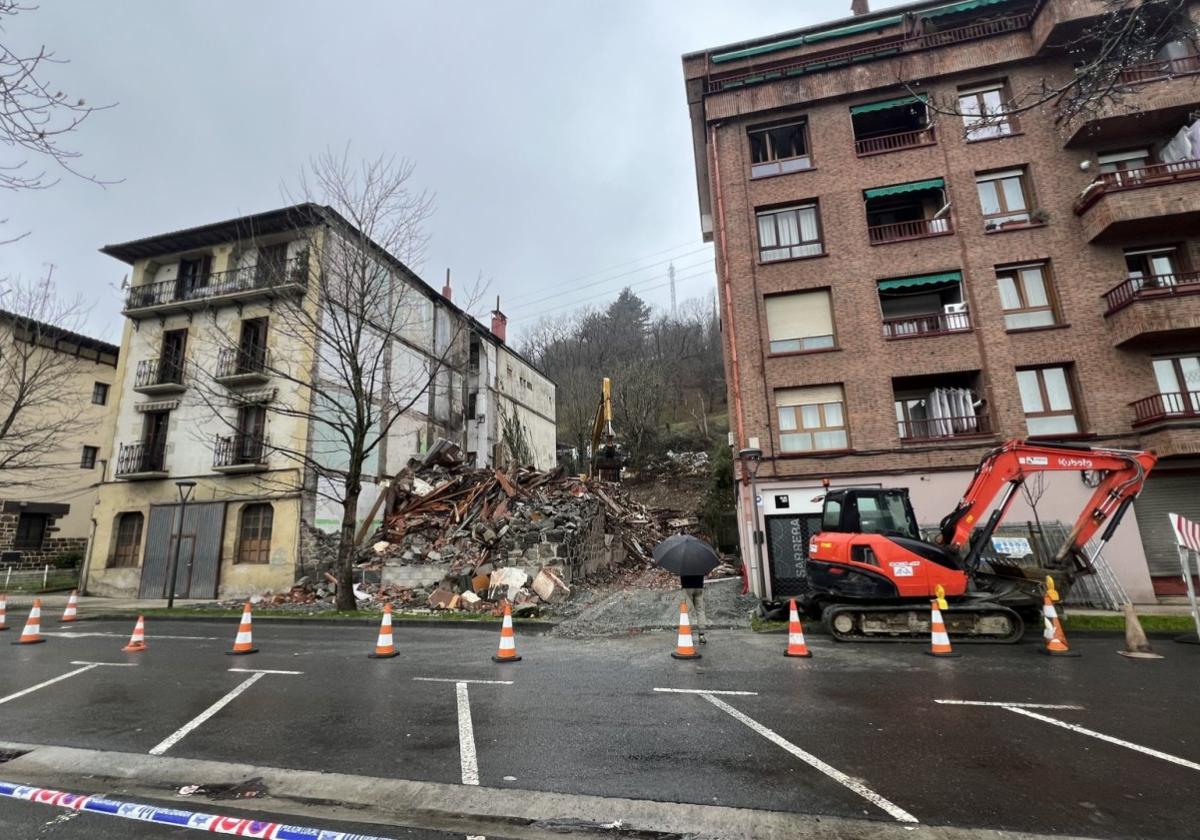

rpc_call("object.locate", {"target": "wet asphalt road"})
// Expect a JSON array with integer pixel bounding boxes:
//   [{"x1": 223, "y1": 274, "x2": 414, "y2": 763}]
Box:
[{"x1": 0, "y1": 616, "x2": 1198, "y2": 839}]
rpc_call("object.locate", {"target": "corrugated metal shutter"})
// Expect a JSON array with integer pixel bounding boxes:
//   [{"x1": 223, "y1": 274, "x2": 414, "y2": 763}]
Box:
[
  {"x1": 188, "y1": 502, "x2": 225, "y2": 598},
  {"x1": 138, "y1": 506, "x2": 176, "y2": 598},
  {"x1": 1133, "y1": 472, "x2": 1200, "y2": 577}
]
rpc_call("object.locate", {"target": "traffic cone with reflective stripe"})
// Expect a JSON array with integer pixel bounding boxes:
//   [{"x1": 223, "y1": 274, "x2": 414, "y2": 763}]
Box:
[
  {"x1": 368, "y1": 603, "x2": 399, "y2": 659},
  {"x1": 225, "y1": 602, "x2": 258, "y2": 655},
  {"x1": 12, "y1": 598, "x2": 46, "y2": 645},
  {"x1": 671, "y1": 600, "x2": 701, "y2": 660},
  {"x1": 1040, "y1": 579, "x2": 1077, "y2": 656},
  {"x1": 0, "y1": 594, "x2": 8, "y2": 631},
  {"x1": 60, "y1": 590, "x2": 79, "y2": 623},
  {"x1": 927, "y1": 588, "x2": 957, "y2": 657},
  {"x1": 122, "y1": 615, "x2": 146, "y2": 652},
  {"x1": 491, "y1": 602, "x2": 521, "y2": 663},
  {"x1": 784, "y1": 599, "x2": 812, "y2": 658}
]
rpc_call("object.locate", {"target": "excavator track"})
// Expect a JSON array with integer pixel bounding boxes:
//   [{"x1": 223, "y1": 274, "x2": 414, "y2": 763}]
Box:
[{"x1": 823, "y1": 603, "x2": 1025, "y2": 643}]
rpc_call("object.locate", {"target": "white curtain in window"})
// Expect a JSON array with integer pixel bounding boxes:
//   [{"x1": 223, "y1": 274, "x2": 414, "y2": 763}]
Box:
[
  {"x1": 777, "y1": 211, "x2": 800, "y2": 247},
  {"x1": 796, "y1": 207, "x2": 818, "y2": 243},
  {"x1": 757, "y1": 215, "x2": 777, "y2": 248}
]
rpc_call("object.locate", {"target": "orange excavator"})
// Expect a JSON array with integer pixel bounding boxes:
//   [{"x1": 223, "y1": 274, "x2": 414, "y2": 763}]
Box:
[{"x1": 804, "y1": 440, "x2": 1157, "y2": 642}]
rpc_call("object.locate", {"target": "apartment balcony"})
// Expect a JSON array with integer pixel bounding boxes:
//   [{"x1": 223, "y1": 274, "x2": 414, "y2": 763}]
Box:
[
  {"x1": 882, "y1": 310, "x2": 971, "y2": 339},
  {"x1": 855, "y1": 126, "x2": 937, "y2": 157},
  {"x1": 868, "y1": 216, "x2": 953, "y2": 245},
  {"x1": 898, "y1": 412, "x2": 993, "y2": 443},
  {"x1": 1103, "y1": 272, "x2": 1200, "y2": 346},
  {"x1": 1062, "y1": 55, "x2": 1200, "y2": 148},
  {"x1": 132, "y1": 358, "x2": 186, "y2": 395},
  {"x1": 1074, "y1": 160, "x2": 1200, "y2": 242},
  {"x1": 123, "y1": 255, "x2": 308, "y2": 317},
  {"x1": 1131, "y1": 392, "x2": 1200, "y2": 429},
  {"x1": 214, "y1": 347, "x2": 271, "y2": 387},
  {"x1": 1031, "y1": 0, "x2": 1115, "y2": 55},
  {"x1": 213, "y1": 434, "x2": 270, "y2": 473},
  {"x1": 114, "y1": 441, "x2": 167, "y2": 480}
]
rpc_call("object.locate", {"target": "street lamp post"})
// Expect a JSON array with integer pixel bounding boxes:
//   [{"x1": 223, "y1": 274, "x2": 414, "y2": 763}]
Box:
[
  {"x1": 166, "y1": 480, "x2": 196, "y2": 609},
  {"x1": 737, "y1": 447, "x2": 765, "y2": 603}
]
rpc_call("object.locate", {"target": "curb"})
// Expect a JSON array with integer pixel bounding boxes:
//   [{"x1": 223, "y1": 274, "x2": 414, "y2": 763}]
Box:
[{"x1": 75, "y1": 612, "x2": 561, "y2": 634}]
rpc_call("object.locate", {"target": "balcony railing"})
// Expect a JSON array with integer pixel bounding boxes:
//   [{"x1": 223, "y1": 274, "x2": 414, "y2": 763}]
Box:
[
  {"x1": 1102, "y1": 270, "x2": 1200, "y2": 314},
  {"x1": 115, "y1": 441, "x2": 166, "y2": 477},
  {"x1": 899, "y1": 413, "x2": 992, "y2": 442},
  {"x1": 882, "y1": 310, "x2": 971, "y2": 339},
  {"x1": 124, "y1": 254, "x2": 308, "y2": 312},
  {"x1": 1118, "y1": 53, "x2": 1200, "y2": 85},
  {"x1": 1074, "y1": 159, "x2": 1200, "y2": 214},
  {"x1": 868, "y1": 216, "x2": 953, "y2": 244},
  {"x1": 213, "y1": 434, "x2": 269, "y2": 469},
  {"x1": 855, "y1": 126, "x2": 936, "y2": 157},
  {"x1": 707, "y1": 14, "x2": 1031, "y2": 93},
  {"x1": 1131, "y1": 392, "x2": 1200, "y2": 427},
  {"x1": 134, "y1": 357, "x2": 185, "y2": 389},
  {"x1": 215, "y1": 346, "x2": 270, "y2": 380}
]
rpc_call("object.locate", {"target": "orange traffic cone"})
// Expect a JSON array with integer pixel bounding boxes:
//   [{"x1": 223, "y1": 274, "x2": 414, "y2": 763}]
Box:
[
  {"x1": 784, "y1": 599, "x2": 812, "y2": 658},
  {"x1": 0, "y1": 594, "x2": 8, "y2": 631},
  {"x1": 226, "y1": 602, "x2": 258, "y2": 656},
  {"x1": 60, "y1": 590, "x2": 79, "y2": 623},
  {"x1": 671, "y1": 600, "x2": 701, "y2": 660},
  {"x1": 12, "y1": 598, "x2": 46, "y2": 645},
  {"x1": 1040, "y1": 578, "x2": 1077, "y2": 656},
  {"x1": 122, "y1": 615, "x2": 147, "y2": 652},
  {"x1": 927, "y1": 590, "x2": 957, "y2": 657},
  {"x1": 368, "y1": 603, "x2": 399, "y2": 659},
  {"x1": 492, "y1": 602, "x2": 521, "y2": 663}
]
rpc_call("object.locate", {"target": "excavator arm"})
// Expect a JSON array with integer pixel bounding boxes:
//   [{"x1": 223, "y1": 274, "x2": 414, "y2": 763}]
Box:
[
  {"x1": 589, "y1": 377, "x2": 623, "y2": 481},
  {"x1": 937, "y1": 440, "x2": 1157, "y2": 578}
]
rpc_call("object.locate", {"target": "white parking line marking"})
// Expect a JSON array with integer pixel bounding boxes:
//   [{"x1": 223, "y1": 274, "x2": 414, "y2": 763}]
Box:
[
  {"x1": 1005, "y1": 706, "x2": 1200, "y2": 772},
  {"x1": 0, "y1": 664, "x2": 107, "y2": 706},
  {"x1": 698, "y1": 693, "x2": 919, "y2": 824},
  {"x1": 227, "y1": 668, "x2": 304, "y2": 675},
  {"x1": 70, "y1": 661, "x2": 139, "y2": 667},
  {"x1": 936, "y1": 700, "x2": 1084, "y2": 709},
  {"x1": 148, "y1": 668, "x2": 297, "y2": 755},
  {"x1": 456, "y1": 682, "x2": 480, "y2": 786},
  {"x1": 413, "y1": 678, "x2": 513, "y2": 685},
  {"x1": 653, "y1": 687, "x2": 758, "y2": 696},
  {"x1": 44, "y1": 632, "x2": 219, "y2": 640}
]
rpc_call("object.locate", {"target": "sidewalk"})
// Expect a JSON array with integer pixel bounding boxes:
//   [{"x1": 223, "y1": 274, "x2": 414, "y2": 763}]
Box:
[{"x1": 2, "y1": 593, "x2": 216, "y2": 611}]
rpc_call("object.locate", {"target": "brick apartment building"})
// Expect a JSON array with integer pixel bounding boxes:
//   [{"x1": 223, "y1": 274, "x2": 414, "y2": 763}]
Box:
[{"x1": 682, "y1": 0, "x2": 1200, "y2": 603}]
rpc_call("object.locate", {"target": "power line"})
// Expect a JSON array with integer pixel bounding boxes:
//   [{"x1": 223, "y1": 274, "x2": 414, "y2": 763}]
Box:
[
  {"x1": 505, "y1": 257, "x2": 715, "y2": 315},
  {"x1": 502, "y1": 245, "x2": 711, "y2": 306},
  {"x1": 501, "y1": 240, "x2": 703, "y2": 305},
  {"x1": 509, "y1": 266, "x2": 716, "y2": 322}
]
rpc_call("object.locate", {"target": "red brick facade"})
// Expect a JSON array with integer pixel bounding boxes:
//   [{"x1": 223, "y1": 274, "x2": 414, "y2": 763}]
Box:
[{"x1": 684, "y1": 0, "x2": 1200, "y2": 595}]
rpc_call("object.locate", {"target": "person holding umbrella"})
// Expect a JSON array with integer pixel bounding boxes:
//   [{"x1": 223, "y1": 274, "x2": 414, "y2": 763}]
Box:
[{"x1": 653, "y1": 534, "x2": 721, "y2": 644}]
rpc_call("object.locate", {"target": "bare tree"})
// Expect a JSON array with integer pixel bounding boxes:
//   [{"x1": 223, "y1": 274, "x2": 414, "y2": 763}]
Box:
[
  {"x1": 910, "y1": 1, "x2": 1198, "y2": 130},
  {"x1": 0, "y1": 273, "x2": 89, "y2": 485},
  {"x1": 190, "y1": 150, "x2": 474, "y2": 610},
  {"x1": 0, "y1": 2, "x2": 113, "y2": 195}
]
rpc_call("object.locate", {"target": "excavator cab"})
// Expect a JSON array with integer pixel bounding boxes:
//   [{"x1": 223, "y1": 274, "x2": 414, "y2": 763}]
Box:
[{"x1": 820, "y1": 488, "x2": 921, "y2": 541}]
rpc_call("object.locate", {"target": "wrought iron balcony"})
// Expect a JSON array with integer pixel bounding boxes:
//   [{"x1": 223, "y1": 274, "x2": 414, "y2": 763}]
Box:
[
  {"x1": 899, "y1": 413, "x2": 992, "y2": 443},
  {"x1": 868, "y1": 216, "x2": 953, "y2": 245},
  {"x1": 115, "y1": 441, "x2": 167, "y2": 478},
  {"x1": 215, "y1": 347, "x2": 271, "y2": 386},
  {"x1": 1131, "y1": 392, "x2": 1200, "y2": 428},
  {"x1": 213, "y1": 434, "x2": 270, "y2": 472},
  {"x1": 1118, "y1": 53, "x2": 1200, "y2": 85},
  {"x1": 123, "y1": 254, "x2": 308, "y2": 314},
  {"x1": 882, "y1": 310, "x2": 971, "y2": 339},
  {"x1": 1075, "y1": 159, "x2": 1200, "y2": 215},
  {"x1": 133, "y1": 358, "x2": 186, "y2": 394},
  {"x1": 855, "y1": 126, "x2": 936, "y2": 157},
  {"x1": 1103, "y1": 271, "x2": 1200, "y2": 315}
]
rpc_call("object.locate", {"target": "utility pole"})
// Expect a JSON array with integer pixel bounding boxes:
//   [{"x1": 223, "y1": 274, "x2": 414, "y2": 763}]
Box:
[{"x1": 668, "y1": 262, "x2": 677, "y2": 318}]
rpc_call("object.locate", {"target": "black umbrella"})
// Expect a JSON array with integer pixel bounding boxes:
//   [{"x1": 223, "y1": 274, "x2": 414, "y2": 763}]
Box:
[{"x1": 653, "y1": 534, "x2": 720, "y2": 577}]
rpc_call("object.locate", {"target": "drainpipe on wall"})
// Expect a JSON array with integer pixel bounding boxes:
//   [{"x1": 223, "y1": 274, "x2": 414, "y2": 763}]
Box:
[
  {"x1": 708, "y1": 123, "x2": 747, "y2": 452},
  {"x1": 79, "y1": 517, "x2": 97, "y2": 595}
]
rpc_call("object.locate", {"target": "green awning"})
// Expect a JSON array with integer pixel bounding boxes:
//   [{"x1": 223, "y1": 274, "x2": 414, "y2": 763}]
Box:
[
  {"x1": 850, "y1": 94, "x2": 927, "y2": 116},
  {"x1": 920, "y1": 0, "x2": 1011, "y2": 20},
  {"x1": 863, "y1": 178, "x2": 945, "y2": 199},
  {"x1": 711, "y1": 14, "x2": 904, "y2": 63},
  {"x1": 878, "y1": 271, "x2": 962, "y2": 292}
]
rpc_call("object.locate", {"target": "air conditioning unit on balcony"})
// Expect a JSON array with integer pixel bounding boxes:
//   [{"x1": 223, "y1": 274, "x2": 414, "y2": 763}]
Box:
[{"x1": 943, "y1": 303, "x2": 968, "y2": 314}]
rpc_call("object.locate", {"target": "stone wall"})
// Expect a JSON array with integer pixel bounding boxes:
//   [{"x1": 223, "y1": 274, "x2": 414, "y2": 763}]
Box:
[{"x1": 0, "y1": 510, "x2": 87, "y2": 570}]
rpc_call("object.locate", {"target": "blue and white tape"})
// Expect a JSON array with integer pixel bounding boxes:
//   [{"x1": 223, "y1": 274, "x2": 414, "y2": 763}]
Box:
[{"x1": 0, "y1": 780, "x2": 396, "y2": 839}]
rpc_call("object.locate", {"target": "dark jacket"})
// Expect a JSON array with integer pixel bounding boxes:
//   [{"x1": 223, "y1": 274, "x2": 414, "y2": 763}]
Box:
[{"x1": 680, "y1": 574, "x2": 705, "y2": 590}]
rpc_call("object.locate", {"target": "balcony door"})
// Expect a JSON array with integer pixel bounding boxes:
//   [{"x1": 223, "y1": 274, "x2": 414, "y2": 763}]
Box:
[
  {"x1": 160, "y1": 329, "x2": 187, "y2": 384},
  {"x1": 142, "y1": 410, "x2": 170, "y2": 465},
  {"x1": 237, "y1": 406, "x2": 267, "y2": 461},
  {"x1": 176, "y1": 255, "x2": 212, "y2": 299},
  {"x1": 1125, "y1": 247, "x2": 1180, "y2": 290},
  {"x1": 238, "y1": 318, "x2": 268, "y2": 371},
  {"x1": 1153, "y1": 355, "x2": 1200, "y2": 413}
]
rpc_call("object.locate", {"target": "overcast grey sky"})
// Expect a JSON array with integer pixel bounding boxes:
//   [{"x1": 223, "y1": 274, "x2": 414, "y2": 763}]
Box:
[{"x1": 2, "y1": 0, "x2": 907, "y2": 343}]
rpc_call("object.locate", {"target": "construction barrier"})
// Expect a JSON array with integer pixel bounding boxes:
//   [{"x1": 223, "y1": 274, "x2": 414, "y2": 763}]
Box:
[
  {"x1": 671, "y1": 600, "x2": 701, "y2": 660},
  {"x1": 927, "y1": 586, "x2": 957, "y2": 658},
  {"x1": 12, "y1": 598, "x2": 45, "y2": 646},
  {"x1": 1041, "y1": 577, "x2": 1078, "y2": 657},
  {"x1": 226, "y1": 603, "x2": 258, "y2": 656},
  {"x1": 783, "y1": 599, "x2": 812, "y2": 658},
  {"x1": 491, "y1": 602, "x2": 521, "y2": 663},
  {"x1": 122, "y1": 616, "x2": 147, "y2": 653},
  {"x1": 368, "y1": 604, "x2": 399, "y2": 659},
  {"x1": 60, "y1": 590, "x2": 79, "y2": 623},
  {"x1": 1169, "y1": 512, "x2": 1200, "y2": 645}
]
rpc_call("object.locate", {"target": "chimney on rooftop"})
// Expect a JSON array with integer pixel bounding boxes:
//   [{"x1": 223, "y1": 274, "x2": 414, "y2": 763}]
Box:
[
  {"x1": 851, "y1": 0, "x2": 870, "y2": 15},
  {"x1": 490, "y1": 295, "x2": 507, "y2": 343},
  {"x1": 442, "y1": 268, "x2": 452, "y2": 301}
]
